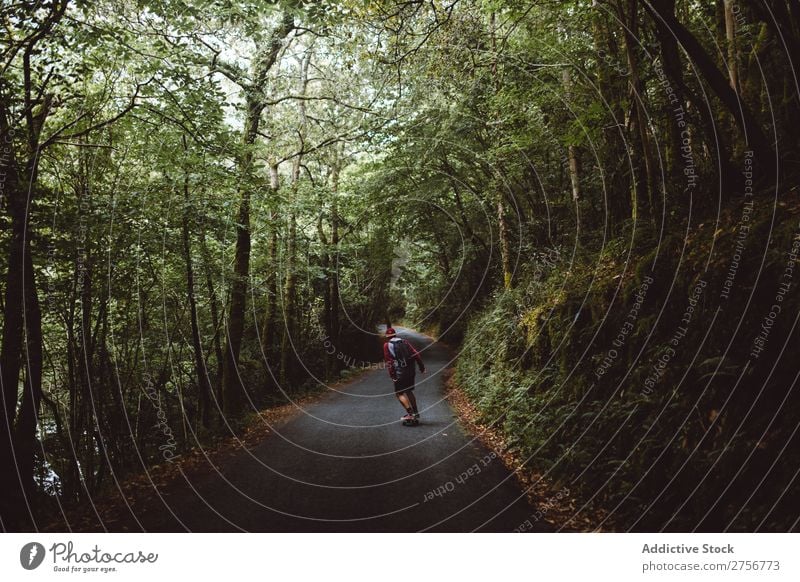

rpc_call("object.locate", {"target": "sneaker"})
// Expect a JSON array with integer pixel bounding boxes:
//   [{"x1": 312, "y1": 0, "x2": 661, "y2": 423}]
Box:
[{"x1": 401, "y1": 413, "x2": 414, "y2": 422}]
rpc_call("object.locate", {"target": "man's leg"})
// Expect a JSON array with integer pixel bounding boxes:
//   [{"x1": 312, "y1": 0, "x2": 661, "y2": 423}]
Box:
[
  {"x1": 396, "y1": 388, "x2": 417, "y2": 420},
  {"x1": 406, "y1": 390, "x2": 419, "y2": 415},
  {"x1": 396, "y1": 391, "x2": 412, "y2": 412}
]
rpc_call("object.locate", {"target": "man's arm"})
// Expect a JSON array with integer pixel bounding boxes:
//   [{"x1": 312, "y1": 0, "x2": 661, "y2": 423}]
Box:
[
  {"x1": 406, "y1": 340, "x2": 425, "y2": 373},
  {"x1": 383, "y1": 343, "x2": 396, "y2": 380}
]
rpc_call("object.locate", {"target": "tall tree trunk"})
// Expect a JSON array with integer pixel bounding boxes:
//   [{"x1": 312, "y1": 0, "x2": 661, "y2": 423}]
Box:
[
  {"x1": 317, "y1": 211, "x2": 332, "y2": 378},
  {"x1": 441, "y1": 156, "x2": 489, "y2": 253},
  {"x1": 181, "y1": 139, "x2": 213, "y2": 429},
  {"x1": 327, "y1": 146, "x2": 342, "y2": 348},
  {"x1": 496, "y1": 194, "x2": 513, "y2": 289},
  {"x1": 620, "y1": 0, "x2": 655, "y2": 225},
  {"x1": 60, "y1": 146, "x2": 99, "y2": 496},
  {"x1": 651, "y1": 0, "x2": 736, "y2": 200},
  {"x1": 0, "y1": 9, "x2": 66, "y2": 507},
  {"x1": 0, "y1": 94, "x2": 47, "y2": 529},
  {"x1": 0, "y1": 207, "x2": 28, "y2": 529},
  {"x1": 77, "y1": 161, "x2": 98, "y2": 492},
  {"x1": 221, "y1": 12, "x2": 293, "y2": 417},
  {"x1": 222, "y1": 103, "x2": 256, "y2": 416},
  {"x1": 655, "y1": 6, "x2": 687, "y2": 189},
  {"x1": 749, "y1": 1, "x2": 800, "y2": 70},
  {"x1": 562, "y1": 68, "x2": 582, "y2": 235},
  {"x1": 64, "y1": 274, "x2": 80, "y2": 503},
  {"x1": 280, "y1": 45, "x2": 311, "y2": 387},
  {"x1": 591, "y1": 6, "x2": 630, "y2": 224},
  {"x1": 490, "y1": 11, "x2": 513, "y2": 289},
  {"x1": 261, "y1": 162, "x2": 280, "y2": 365},
  {"x1": 280, "y1": 197, "x2": 298, "y2": 387},
  {"x1": 723, "y1": 0, "x2": 739, "y2": 92},
  {"x1": 198, "y1": 218, "x2": 224, "y2": 402},
  {"x1": 0, "y1": 168, "x2": 45, "y2": 530},
  {"x1": 14, "y1": 239, "x2": 43, "y2": 527},
  {"x1": 742, "y1": 22, "x2": 771, "y2": 113},
  {"x1": 0, "y1": 87, "x2": 25, "y2": 526},
  {"x1": 643, "y1": 0, "x2": 776, "y2": 177},
  {"x1": 316, "y1": 156, "x2": 342, "y2": 380},
  {"x1": 328, "y1": 162, "x2": 341, "y2": 349}
]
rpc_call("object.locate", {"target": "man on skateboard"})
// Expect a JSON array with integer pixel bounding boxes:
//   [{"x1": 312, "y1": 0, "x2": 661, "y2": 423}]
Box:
[{"x1": 383, "y1": 327, "x2": 425, "y2": 425}]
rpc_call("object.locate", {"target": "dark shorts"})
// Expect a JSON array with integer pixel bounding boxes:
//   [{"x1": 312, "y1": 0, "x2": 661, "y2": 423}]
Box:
[{"x1": 393, "y1": 375, "x2": 415, "y2": 394}]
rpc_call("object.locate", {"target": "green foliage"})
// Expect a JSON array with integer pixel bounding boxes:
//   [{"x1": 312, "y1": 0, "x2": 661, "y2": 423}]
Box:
[
  {"x1": 456, "y1": 203, "x2": 800, "y2": 531},
  {"x1": 4, "y1": 0, "x2": 800, "y2": 531}
]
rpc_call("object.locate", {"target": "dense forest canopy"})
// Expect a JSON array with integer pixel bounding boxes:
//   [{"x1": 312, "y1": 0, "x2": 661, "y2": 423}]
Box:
[{"x1": 1, "y1": 0, "x2": 798, "y2": 531}]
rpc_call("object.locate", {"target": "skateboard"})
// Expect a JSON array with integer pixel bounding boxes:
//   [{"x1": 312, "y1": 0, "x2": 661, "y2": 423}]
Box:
[{"x1": 402, "y1": 417, "x2": 420, "y2": 426}]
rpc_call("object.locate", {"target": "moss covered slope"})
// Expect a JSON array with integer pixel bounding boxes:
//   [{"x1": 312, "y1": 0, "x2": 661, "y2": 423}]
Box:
[{"x1": 456, "y1": 198, "x2": 800, "y2": 531}]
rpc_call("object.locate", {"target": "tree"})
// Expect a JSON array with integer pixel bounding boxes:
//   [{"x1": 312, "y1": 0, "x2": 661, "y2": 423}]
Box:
[
  {"x1": 0, "y1": 0, "x2": 149, "y2": 528},
  {"x1": 217, "y1": 10, "x2": 295, "y2": 417},
  {"x1": 642, "y1": 0, "x2": 776, "y2": 175}
]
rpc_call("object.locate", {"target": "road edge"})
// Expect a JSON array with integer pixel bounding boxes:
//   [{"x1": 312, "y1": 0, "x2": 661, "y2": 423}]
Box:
[
  {"x1": 427, "y1": 335, "x2": 613, "y2": 532},
  {"x1": 42, "y1": 367, "x2": 378, "y2": 532}
]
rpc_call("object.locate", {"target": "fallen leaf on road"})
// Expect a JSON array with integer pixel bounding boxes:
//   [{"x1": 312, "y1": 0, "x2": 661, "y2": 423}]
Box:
[{"x1": 443, "y1": 366, "x2": 611, "y2": 531}]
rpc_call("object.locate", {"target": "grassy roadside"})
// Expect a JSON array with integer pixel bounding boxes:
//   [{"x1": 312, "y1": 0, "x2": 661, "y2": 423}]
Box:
[
  {"x1": 443, "y1": 368, "x2": 610, "y2": 531},
  {"x1": 417, "y1": 324, "x2": 610, "y2": 531}
]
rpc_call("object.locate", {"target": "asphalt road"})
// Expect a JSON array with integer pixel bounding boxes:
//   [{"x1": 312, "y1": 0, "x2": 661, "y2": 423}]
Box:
[{"x1": 131, "y1": 328, "x2": 548, "y2": 532}]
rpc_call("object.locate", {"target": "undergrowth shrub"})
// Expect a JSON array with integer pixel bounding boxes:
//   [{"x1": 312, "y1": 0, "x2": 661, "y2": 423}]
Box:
[{"x1": 455, "y1": 202, "x2": 800, "y2": 531}]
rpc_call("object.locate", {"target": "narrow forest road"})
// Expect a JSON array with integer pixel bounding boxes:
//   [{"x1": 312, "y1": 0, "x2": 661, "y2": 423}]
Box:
[{"x1": 106, "y1": 329, "x2": 549, "y2": 532}]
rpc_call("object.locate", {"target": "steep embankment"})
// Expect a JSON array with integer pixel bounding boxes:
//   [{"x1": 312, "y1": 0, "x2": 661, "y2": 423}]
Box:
[{"x1": 455, "y1": 195, "x2": 800, "y2": 531}]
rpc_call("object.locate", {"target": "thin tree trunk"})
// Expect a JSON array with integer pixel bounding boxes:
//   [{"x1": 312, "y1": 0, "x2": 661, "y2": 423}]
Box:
[
  {"x1": 75, "y1": 146, "x2": 100, "y2": 493},
  {"x1": 261, "y1": 162, "x2": 280, "y2": 364},
  {"x1": 64, "y1": 278, "x2": 80, "y2": 503},
  {"x1": 591, "y1": 6, "x2": 630, "y2": 224},
  {"x1": 317, "y1": 211, "x2": 332, "y2": 379},
  {"x1": 280, "y1": 200, "x2": 298, "y2": 387},
  {"x1": 198, "y1": 218, "x2": 223, "y2": 403},
  {"x1": 280, "y1": 45, "x2": 312, "y2": 387},
  {"x1": 496, "y1": 195, "x2": 513, "y2": 289},
  {"x1": 749, "y1": 1, "x2": 800, "y2": 72},
  {"x1": 441, "y1": 156, "x2": 489, "y2": 253},
  {"x1": 328, "y1": 157, "x2": 341, "y2": 350},
  {"x1": 655, "y1": 7, "x2": 686, "y2": 188},
  {"x1": 490, "y1": 11, "x2": 513, "y2": 289},
  {"x1": 643, "y1": 0, "x2": 776, "y2": 174},
  {"x1": 723, "y1": 0, "x2": 739, "y2": 92},
  {"x1": 620, "y1": 0, "x2": 655, "y2": 224},
  {"x1": 562, "y1": 68, "x2": 582, "y2": 235},
  {"x1": 181, "y1": 138, "x2": 213, "y2": 429},
  {"x1": 650, "y1": 0, "x2": 736, "y2": 199}
]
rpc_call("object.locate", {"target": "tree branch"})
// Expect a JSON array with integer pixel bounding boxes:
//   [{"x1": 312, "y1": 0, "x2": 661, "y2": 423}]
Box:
[{"x1": 40, "y1": 77, "x2": 152, "y2": 149}]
